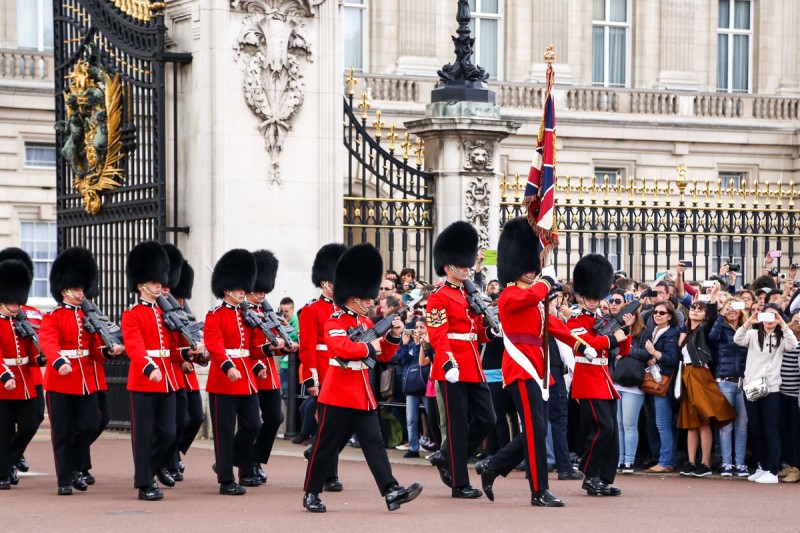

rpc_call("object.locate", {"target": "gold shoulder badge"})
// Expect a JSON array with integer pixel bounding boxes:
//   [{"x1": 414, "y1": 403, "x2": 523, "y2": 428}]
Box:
[
  {"x1": 56, "y1": 44, "x2": 127, "y2": 215},
  {"x1": 426, "y1": 308, "x2": 447, "y2": 328}
]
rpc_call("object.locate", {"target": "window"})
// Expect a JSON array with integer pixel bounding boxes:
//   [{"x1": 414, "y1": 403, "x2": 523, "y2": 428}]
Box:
[
  {"x1": 20, "y1": 222, "x2": 57, "y2": 299},
  {"x1": 719, "y1": 171, "x2": 745, "y2": 190},
  {"x1": 717, "y1": 0, "x2": 752, "y2": 93},
  {"x1": 712, "y1": 240, "x2": 744, "y2": 289},
  {"x1": 469, "y1": 0, "x2": 503, "y2": 80},
  {"x1": 17, "y1": 0, "x2": 53, "y2": 52},
  {"x1": 343, "y1": 0, "x2": 367, "y2": 72},
  {"x1": 594, "y1": 168, "x2": 621, "y2": 186},
  {"x1": 592, "y1": 0, "x2": 630, "y2": 87},
  {"x1": 24, "y1": 143, "x2": 56, "y2": 169},
  {"x1": 590, "y1": 237, "x2": 622, "y2": 270}
]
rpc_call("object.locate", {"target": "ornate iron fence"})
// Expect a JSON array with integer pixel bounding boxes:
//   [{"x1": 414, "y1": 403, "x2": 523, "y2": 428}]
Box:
[
  {"x1": 343, "y1": 70, "x2": 435, "y2": 281},
  {"x1": 500, "y1": 165, "x2": 800, "y2": 287}
]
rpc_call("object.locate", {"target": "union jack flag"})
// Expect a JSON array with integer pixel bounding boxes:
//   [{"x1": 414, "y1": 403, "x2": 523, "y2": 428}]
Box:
[{"x1": 522, "y1": 61, "x2": 558, "y2": 262}]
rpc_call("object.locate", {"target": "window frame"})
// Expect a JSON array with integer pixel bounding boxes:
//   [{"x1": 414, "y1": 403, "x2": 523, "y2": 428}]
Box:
[
  {"x1": 19, "y1": 221, "x2": 58, "y2": 301},
  {"x1": 591, "y1": 0, "x2": 632, "y2": 88},
  {"x1": 469, "y1": 0, "x2": 504, "y2": 81},
  {"x1": 717, "y1": 0, "x2": 753, "y2": 94},
  {"x1": 24, "y1": 143, "x2": 57, "y2": 169},
  {"x1": 343, "y1": 0, "x2": 369, "y2": 73},
  {"x1": 17, "y1": 0, "x2": 53, "y2": 52}
]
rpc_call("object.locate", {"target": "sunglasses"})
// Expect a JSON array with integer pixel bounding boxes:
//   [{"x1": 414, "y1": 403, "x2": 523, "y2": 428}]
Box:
[
  {"x1": 653, "y1": 310, "x2": 670, "y2": 316},
  {"x1": 609, "y1": 298, "x2": 624, "y2": 305},
  {"x1": 690, "y1": 305, "x2": 706, "y2": 311}
]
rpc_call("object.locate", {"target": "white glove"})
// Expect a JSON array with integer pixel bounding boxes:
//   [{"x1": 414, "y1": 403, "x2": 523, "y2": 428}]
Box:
[
  {"x1": 563, "y1": 372, "x2": 573, "y2": 392},
  {"x1": 445, "y1": 367, "x2": 460, "y2": 383},
  {"x1": 541, "y1": 265, "x2": 557, "y2": 280},
  {"x1": 583, "y1": 346, "x2": 597, "y2": 361}
]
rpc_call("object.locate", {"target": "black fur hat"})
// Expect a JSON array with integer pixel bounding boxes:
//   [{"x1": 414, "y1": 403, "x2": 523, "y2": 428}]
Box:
[
  {"x1": 50, "y1": 247, "x2": 98, "y2": 302},
  {"x1": 497, "y1": 217, "x2": 541, "y2": 285},
  {"x1": 0, "y1": 247, "x2": 33, "y2": 275},
  {"x1": 126, "y1": 241, "x2": 170, "y2": 293},
  {"x1": 162, "y1": 243, "x2": 184, "y2": 289},
  {"x1": 333, "y1": 243, "x2": 383, "y2": 307},
  {"x1": 171, "y1": 261, "x2": 194, "y2": 300},
  {"x1": 312, "y1": 243, "x2": 347, "y2": 288},
  {"x1": 433, "y1": 221, "x2": 479, "y2": 277},
  {"x1": 211, "y1": 249, "x2": 256, "y2": 298},
  {"x1": 573, "y1": 254, "x2": 614, "y2": 300},
  {"x1": 0, "y1": 259, "x2": 32, "y2": 304},
  {"x1": 253, "y1": 250, "x2": 279, "y2": 294}
]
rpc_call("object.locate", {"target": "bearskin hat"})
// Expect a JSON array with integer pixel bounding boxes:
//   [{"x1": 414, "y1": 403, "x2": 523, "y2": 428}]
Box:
[
  {"x1": 0, "y1": 247, "x2": 33, "y2": 275},
  {"x1": 0, "y1": 259, "x2": 32, "y2": 305},
  {"x1": 497, "y1": 217, "x2": 541, "y2": 285},
  {"x1": 50, "y1": 247, "x2": 98, "y2": 302},
  {"x1": 126, "y1": 241, "x2": 170, "y2": 293},
  {"x1": 433, "y1": 221, "x2": 478, "y2": 277},
  {"x1": 253, "y1": 250, "x2": 279, "y2": 294},
  {"x1": 211, "y1": 249, "x2": 256, "y2": 299},
  {"x1": 311, "y1": 243, "x2": 347, "y2": 288},
  {"x1": 333, "y1": 243, "x2": 383, "y2": 307},
  {"x1": 171, "y1": 261, "x2": 194, "y2": 300},
  {"x1": 573, "y1": 254, "x2": 614, "y2": 300},
  {"x1": 162, "y1": 243, "x2": 184, "y2": 289}
]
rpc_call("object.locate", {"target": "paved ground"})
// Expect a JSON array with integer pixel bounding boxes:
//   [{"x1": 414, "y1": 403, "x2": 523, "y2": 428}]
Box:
[{"x1": 6, "y1": 428, "x2": 799, "y2": 532}]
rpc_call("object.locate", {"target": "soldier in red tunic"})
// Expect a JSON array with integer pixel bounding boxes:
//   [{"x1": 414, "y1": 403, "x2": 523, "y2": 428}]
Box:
[
  {"x1": 567, "y1": 254, "x2": 628, "y2": 496},
  {"x1": 205, "y1": 249, "x2": 265, "y2": 495},
  {"x1": 297, "y1": 243, "x2": 346, "y2": 490},
  {"x1": 474, "y1": 217, "x2": 606, "y2": 507},
  {"x1": 0, "y1": 258, "x2": 43, "y2": 490},
  {"x1": 41, "y1": 247, "x2": 122, "y2": 495},
  {"x1": 302, "y1": 243, "x2": 423, "y2": 513},
  {"x1": 425, "y1": 221, "x2": 496, "y2": 499}
]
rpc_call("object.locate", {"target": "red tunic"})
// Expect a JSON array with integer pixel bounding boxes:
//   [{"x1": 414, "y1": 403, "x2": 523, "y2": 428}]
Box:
[
  {"x1": 298, "y1": 295, "x2": 337, "y2": 387},
  {"x1": 21, "y1": 305, "x2": 44, "y2": 387},
  {"x1": 248, "y1": 303, "x2": 282, "y2": 391},
  {"x1": 498, "y1": 281, "x2": 608, "y2": 388},
  {"x1": 121, "y1": 300, "x2": 184, "y2": 393},
  {"x1": 567, "y1": 310, "x2": 621, "y2": 400},
  {"x1": 204, "y1": 302, "x2": 261, "y2": 395},
  {"x1": 425, "y1": 281, "x2": 490, "y2": 383},
  {"x1": 166, "y1": 329, "x2": 187, "y2": 390},
  {"x1": 318, "y1": 307, "x2": 399, "y2": 410},
  {"x1": 0, "y1": 314, "x2": 41, "y2": 400},
  {"x1": 40, "y1": 304, "x2": 106, "y2": 395}
]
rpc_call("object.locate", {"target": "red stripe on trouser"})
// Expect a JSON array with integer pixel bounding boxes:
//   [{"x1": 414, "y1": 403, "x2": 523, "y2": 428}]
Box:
[
  {"x1": 518, "y1": 381, "x2": 539, "y2": 492},
  {"x1": 583, "y1": 400, "x2": 600, "y2": 474},
  {"x1": 304, "y1": 403, "x2": 327, "y2": 491},
  {"x1": 443, "y1": 382, "x2": 456, "y2": 488}
]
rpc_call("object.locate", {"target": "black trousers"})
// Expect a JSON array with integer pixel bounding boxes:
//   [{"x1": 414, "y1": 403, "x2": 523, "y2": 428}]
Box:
[
  {"x1": 178, "y1": 390, "x2": 205, "y2": 455},
  {"x1": 490, "y1": 379, "x2": 550, "y2": 494},
  {"x1": 548, "y1": 370, "x2": 573, "y2": 474},
  {"x1": 163, "y1": 389, "x2": 189, "y2": 471},
  {"x1": 46, "y1": 391, "x2": 100, "y2": 488},
  {"x1": 304, "y1": 403, "x2": 396, "y2": 495},
  {"x1": 578, "y1": 399, "x2": 618, "y2": 483},
  {"x1": 131, "y1": 391, "x2": 176, "y2": 489},
  {"x1": 208, "y1": 392, "x2": 260, "y2": 484},
  {"x1": 487, "y1": 381, "x2": 518, "y2": 455},
  {"x1": 299, "y1": 395, "x2": 318, "y2": 436},
  {"x1": 252, "y1": 389, "x2": 284, "y2": 465},
  {"x1": 0, "y1": 398, "x2": 41, "y2": 478},
  {"x1": 440, "y1": 380, "x2": 497, "y2": 488},
  {"x1": 77, "y1": 389, "x2": 108, "y2": 473},
  {"x1": 10, "y1": 384, "x2": 45, "y2": 463}
]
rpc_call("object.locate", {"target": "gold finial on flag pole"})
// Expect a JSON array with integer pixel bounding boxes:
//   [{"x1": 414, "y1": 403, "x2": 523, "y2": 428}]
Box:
[{"x1": 544, "y1": 44, "x2": 555, "y2": 64}]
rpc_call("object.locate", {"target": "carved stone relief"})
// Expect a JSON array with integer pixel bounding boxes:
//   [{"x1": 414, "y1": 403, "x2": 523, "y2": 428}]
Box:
[
  {"x1": 464, "y1": 174, "x2": 490, "y2": 251},
  {"x1": 232, "y1": 0, "x2": 326, "y2": 184},
  {"x1": 463, "y1": 139, "x2": 493, "y2": 171}
]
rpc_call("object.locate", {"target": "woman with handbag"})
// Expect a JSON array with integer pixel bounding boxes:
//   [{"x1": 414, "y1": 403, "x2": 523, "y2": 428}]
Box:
[
  {"x1": 677, "y1": 292, "x2": 737, "y2": 478},
  {"x1": 642, "y1": 301, "x2": 681, "y2": 474},
  {"x1": 392, "y1": 316, "x2": 430, "y2": 458},
  {"x1": 708, "y1": 296, "x2": 750, "y2": 477},
  {"x1": 734, "y1": 303, "x2": 798, "y2": 483}
]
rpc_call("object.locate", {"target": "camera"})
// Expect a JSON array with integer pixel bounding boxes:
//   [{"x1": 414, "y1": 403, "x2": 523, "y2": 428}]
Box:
[
  {"x1": 768, "y1": 268, "x2": 780, "y2": 277},
  {"x1": 642, "y1": 289, "x2": 658, "y2": 298},
  {"x1": 793, "y1": 280, "x2": 800, "y2": 288},
  {"x1": 727, "y1": 263, "x2": 741, "y2": 272},
  {"x1": 550, "y1": 281, "x2": 563, "y2": 294},
  {"x1": 679, "y1": 260, "x2": 693, "y2": 267},
  {"x1": 792, "y1": 263, "x2": 800, "y2": 270}
]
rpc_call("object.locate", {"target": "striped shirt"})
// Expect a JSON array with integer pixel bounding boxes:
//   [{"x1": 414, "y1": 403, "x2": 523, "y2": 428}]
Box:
[{"x1": 780, "y1": 347, "x2": 800, "y2": 396}]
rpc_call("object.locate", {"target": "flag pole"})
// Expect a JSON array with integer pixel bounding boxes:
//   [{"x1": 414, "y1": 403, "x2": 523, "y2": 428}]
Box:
[{"x1": 540, "y1": 45, "x2": 555, "y2": 398}]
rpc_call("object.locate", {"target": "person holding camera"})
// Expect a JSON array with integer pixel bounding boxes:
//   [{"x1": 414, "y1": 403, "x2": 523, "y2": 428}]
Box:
[
  {"x1": 392, "y1": 316, "x2": 429, "y2": 458},
  {"x1": 734, "y1": 303, "x2": 798, "y2": 483},
  {"x1": 779, "y1": 310, "x2": 800, "y2": 482}
]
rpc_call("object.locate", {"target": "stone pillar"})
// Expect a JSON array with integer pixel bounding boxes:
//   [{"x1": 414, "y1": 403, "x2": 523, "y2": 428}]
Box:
[
  {"x1": 526, "y1": 1, "x2": 576, "y2": 85},
  {"x1": 655, "y1": 0, "x2": 701, "y2": 90},
  {"x1": 405, "y1": 102, "x2": 520, "y2": 253},
  {"x1": 392, "y1": 0, "x2": 440, "y2": 76}
]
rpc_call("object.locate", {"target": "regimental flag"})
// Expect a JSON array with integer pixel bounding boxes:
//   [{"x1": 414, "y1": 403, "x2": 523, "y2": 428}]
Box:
[{"x1": 522, "y1": 61, "x2": 558, "y2": 262}]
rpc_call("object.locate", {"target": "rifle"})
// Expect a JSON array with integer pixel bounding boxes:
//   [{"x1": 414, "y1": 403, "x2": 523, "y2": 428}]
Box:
[
  {"x1": 463, "y1": 278, "x2": 501, "y2": 333},
  {"x1": 80, "y1": 300, "x2": 124, "y2": 352},
  {"x1": 240, "y1": 300, "x2": 282, "y2": 347},
  {"x1": 592, "y1": 300, "x2": 641, "y2": 336},
  {"x1": 342, "y1": 294, "x2": 424, "y2": 369},
  {"x1": 12, "y1": 311, "x2": 42, "y2": 357},
  {"x1": 259, "y1": 299, "x2": 295, "y2": 350},
  {"x1": 156, "y1": 295, "x2": 204, "y2": 351}
]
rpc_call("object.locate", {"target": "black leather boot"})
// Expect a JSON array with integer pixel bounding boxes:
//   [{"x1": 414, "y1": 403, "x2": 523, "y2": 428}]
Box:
[
  {"x1": 475, "y1": 457, "x2": 498, "y2": 502},
  {"x1": 531, "y1": 489, "x2": 565, "y2": 507},
  {"x1": 451, "y1": 485, "x2": 483, "y2": 499},
  {"x1": 156, "y1": 468, "x2": 175, "y2": 487},
  {"x1": 384, "y1": 482, "x2": 423, "y2": 511},
  {"x1": 324, "y1": 478, "x2": 343, "y2": 492},
  {"x1": 428, "y1": 450, "x2": 452, "y2": 488},
  {"x1": 219, "y1": 482, "x2": 247, "y2": 495},
  {"x1": 303, "y1": 492, "x2": 326, "y2": 513},
  {"x1": 71, "y1": 471, "x2": 88, "y2": 491},
  {"x1": 138, "y1": 483, "x2": 164, "y2": 501}
]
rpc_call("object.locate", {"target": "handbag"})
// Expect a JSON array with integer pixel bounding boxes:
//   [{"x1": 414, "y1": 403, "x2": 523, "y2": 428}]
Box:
[
  {"x1": 612, "y1": 356, "x2": 646, "y2": 387},
  {"x1": 402, "y1": 363, "x2": 431, "y2": 396},
  {"x1": 640, "y1": 367, "x2": 672, "y2": 396},
  {"x1": 673, "y1": 362, "x2": 684, "y2": 400},
  {"x1": 379, "y1": 365, "x2": 395, "y2": 401},
  {"x1": 743, "y1": 376, "x2": 769, "y2": 402}
]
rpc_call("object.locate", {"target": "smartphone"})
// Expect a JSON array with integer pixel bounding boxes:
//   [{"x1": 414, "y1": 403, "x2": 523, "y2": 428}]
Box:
[
  {"x1": 768, "y1": 250, "x2": 783, "y2": 258},
  {"x1": 698, "y1": 294, "x2": 712, "y2": 302},
  {"x1": 702, "y1": 280, "x2": 717, "y2": 288},
  {"x1": 679, "y1": 260, "x2": 693, "y2": 267},
  {"x1": 404, "y1": 329, "x2": 414, "y2": 336},
  {"x1": 758, "y1": 312, "x2": 776, "y2": 322},
  {"x1": 624, "y1": 293, "x2": 634, "y2": 302},
  {"x1": 483, "y1": 249, "x2": 498, "y2": 266},
  {"x1": 731, "y1": 301, "x2": 746, "y2": 310}
]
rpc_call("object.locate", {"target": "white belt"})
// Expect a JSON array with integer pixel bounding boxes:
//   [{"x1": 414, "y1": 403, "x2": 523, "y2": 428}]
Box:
[
  {"x1": 447, "y1": 333, "x2": 477, "y2": 341},
  {"x1": 146, "y1": 349, "x2": 170, "y2": 358},
  {"x1": 576, "y1": 356, "x2": 608, "y2": 366},
  {"x1": 225, "y1": 349, "x2": 250, "y2": 358},
  {"x1": 316, "y1": 344, "x2": 328, "y2": 351},
  {"x1": 3, "y1": 357, "x2": 28, "y2": 366},
  {"x1": 329, "y1": 358, "x2": 367, "y2": 371},
  {"x1": 60, "y1": 349, "x2": 88, "y2": 358}
]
